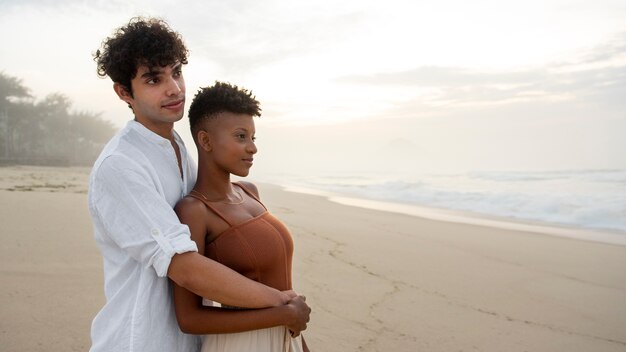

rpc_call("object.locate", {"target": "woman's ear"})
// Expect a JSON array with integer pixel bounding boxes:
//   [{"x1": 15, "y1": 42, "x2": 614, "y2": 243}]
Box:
[{"x1": 197, "y1": 130, "x2": 212, "y2": 152}]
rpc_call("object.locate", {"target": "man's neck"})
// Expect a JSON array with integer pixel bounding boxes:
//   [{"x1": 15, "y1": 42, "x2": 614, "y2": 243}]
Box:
[{"x1": 134, "y1": 118, "x2": 174, "y2": 140}]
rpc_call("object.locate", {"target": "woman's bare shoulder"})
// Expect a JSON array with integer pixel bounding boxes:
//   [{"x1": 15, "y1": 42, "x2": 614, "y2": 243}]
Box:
[
  {"x1": 236, "y1": 181, "x2": 260, "y2": 198},
  {"x1": 174, "y1": 195, "x2": 207, "y2": 218}
]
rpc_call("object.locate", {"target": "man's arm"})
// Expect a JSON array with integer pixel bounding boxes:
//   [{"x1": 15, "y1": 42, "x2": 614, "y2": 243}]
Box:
[{"x1": 168, "y1": 251, "x2": 290, "y2": 308}]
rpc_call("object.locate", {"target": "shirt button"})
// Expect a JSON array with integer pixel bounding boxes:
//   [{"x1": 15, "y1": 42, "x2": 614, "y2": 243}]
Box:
[{"x1": 151, "y1": 229, "x2": 159, "y2": 236}]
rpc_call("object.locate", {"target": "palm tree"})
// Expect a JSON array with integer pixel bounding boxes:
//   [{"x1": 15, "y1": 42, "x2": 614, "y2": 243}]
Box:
[
  {"x1": 0, "y1": 71, "x2": 31, "y2": 102},
  {"x1": 0, "y1": 72, "x2": 117, "y2": 165},
  {"x1": 0, "y1": 72, "x2": 32, "y2": 159}
]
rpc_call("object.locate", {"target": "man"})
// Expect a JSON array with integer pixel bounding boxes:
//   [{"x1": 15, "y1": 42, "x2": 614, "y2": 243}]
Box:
[{"x1": 88, "y1": 17, "x2": 310, "y2": 352}]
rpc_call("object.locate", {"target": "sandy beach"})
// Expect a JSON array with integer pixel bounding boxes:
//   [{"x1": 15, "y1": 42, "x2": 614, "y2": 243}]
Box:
[{"x1": 1, "y1": 166, "x2": 625, "y2": 351}]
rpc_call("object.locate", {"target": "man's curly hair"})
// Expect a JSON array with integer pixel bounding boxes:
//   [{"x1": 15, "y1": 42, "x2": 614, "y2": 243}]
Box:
[
  {"x1": 188, "y1": 81, "x2": 262, "y2": 139},
  {"x1": 94, "y1": 17, "x2": 188, "y2": 94}
]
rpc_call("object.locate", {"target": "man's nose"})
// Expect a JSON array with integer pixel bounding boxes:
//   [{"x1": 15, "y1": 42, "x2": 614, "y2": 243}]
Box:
[{"x1": 166, "y1": 77, "x2": 182, "y2": 95}]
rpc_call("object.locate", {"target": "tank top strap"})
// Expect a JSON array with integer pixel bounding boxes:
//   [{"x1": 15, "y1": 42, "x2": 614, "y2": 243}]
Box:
[
  {"x1": 187, "y1": 191, "x2": 235, "y2": 226},
  {"x1": 233, "y1": 182, "x2": 267, "y2": 211}
]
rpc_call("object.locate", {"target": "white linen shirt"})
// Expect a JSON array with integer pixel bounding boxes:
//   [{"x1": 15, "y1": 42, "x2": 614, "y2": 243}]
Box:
[{"x1": 88, "y1": 120, "x2": 200, "y2": 352}]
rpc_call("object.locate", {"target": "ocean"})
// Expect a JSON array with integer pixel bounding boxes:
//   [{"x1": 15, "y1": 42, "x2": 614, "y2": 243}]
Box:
[{"x1": 253, "y1": 169, "x2": 626, "y2": 245}]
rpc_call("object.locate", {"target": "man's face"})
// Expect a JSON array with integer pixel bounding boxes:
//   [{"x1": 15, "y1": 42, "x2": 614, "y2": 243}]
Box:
[{"x1": 117, "y1": 62, "x2": 186, "y2": 135}]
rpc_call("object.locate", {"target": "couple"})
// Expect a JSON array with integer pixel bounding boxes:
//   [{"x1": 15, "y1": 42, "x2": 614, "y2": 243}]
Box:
[{"x1": 88, "y1": 18, "x2": 311, "y2": 352}]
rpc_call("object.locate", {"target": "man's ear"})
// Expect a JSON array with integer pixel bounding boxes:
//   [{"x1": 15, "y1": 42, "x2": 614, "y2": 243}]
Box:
[
  {"x1": 113, "y1": 83, "x2": 133, "y2": 105},
  {"x1": 197, "y1": 130, "x2": 212, "y2": 152}
]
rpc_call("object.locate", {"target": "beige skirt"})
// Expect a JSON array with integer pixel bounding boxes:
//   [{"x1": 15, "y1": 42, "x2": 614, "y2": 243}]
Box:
[{"x1": 200, "y1": 326, "x2": 303, "y2": 352}]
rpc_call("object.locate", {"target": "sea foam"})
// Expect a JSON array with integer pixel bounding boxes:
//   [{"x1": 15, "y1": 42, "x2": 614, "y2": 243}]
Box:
[{"x1": 256, "y1": 169, "x2": 626, "y2": 242}]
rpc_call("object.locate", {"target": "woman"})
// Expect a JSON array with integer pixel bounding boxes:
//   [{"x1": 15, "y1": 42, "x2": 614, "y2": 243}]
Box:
[{"x1": 173, "y1": 82, "x2": 310, "y2": 351}]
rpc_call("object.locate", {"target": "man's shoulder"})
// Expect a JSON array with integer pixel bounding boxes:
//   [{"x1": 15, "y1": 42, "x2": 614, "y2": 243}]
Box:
[
  {"x1": 94, "y1": 122, "x2": 159, "y2": 164},
  {"x1": 90, "y1": 126, "x2": 152, "y2": 181}
]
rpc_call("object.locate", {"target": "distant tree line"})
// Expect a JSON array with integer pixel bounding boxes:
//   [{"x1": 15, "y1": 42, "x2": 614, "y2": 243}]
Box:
[{"x1": 0, "y1": 71, "x2": 117, "y2": 166}]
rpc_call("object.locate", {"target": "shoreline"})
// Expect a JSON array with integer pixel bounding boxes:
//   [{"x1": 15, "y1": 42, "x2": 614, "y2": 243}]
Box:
[{"x1": 282, "y1": 184, "x2": 626, "y2": 247}]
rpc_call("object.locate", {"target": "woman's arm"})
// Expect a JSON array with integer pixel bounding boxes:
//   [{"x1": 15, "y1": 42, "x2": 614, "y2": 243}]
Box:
[
  {"x1": 172, "y1": 197, "x2": 311, "y2": 334},
  {"x1": 173, "y1": 281, "x2": 310, "y2": 334}
]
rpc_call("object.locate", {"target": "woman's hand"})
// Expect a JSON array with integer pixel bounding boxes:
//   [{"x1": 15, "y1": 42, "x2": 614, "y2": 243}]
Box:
[
  {"x1": 285, "y1": 295, "x2": 310, "y2": 337},
  {"x1": 282, "y1": 290, "x2": 298, "y2": 299}
]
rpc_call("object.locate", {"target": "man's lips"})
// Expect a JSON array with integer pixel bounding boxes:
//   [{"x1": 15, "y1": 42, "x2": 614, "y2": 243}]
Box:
[{"x1": 162, "y1": 99, "x2": 184, "y2": 109}]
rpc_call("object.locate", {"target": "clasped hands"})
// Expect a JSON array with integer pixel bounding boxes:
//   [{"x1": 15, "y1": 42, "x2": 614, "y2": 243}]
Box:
[{"x1": 282, "y1": 290, "x2": 310, "y2": 337}]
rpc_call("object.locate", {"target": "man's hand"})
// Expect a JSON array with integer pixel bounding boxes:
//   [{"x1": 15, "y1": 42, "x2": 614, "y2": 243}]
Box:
[{"x1": 285, "y1": 295, "x2": 310, "y2": 337}]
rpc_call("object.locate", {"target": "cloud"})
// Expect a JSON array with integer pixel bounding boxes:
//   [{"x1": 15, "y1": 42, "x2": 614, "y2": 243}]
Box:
[
  {"x1": 336, "y1": 66, "x2": 547, "y2": 87},
  {"x1": 170, "y1": 2, "x2": 371, "y2": 76},
  {"x1": 0, "y1": 0, "x2": 132, "y2": 13},
  {"x1": 335, "y1": 33, "x2": 626, "y2": 109},
  {"x1": 575, "y1": 31, "x2": 626, "y2": 63}
]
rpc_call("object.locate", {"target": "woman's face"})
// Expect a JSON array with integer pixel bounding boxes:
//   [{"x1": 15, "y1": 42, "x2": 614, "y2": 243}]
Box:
[{"x1": 206, "y1": 112, "x2": 257, "y2": 177}]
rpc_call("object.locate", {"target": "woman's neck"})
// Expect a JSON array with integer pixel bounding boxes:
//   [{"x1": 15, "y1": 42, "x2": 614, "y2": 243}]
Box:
[{"x1": 194, "y1": 157, "x2": 235, "y2": 201}]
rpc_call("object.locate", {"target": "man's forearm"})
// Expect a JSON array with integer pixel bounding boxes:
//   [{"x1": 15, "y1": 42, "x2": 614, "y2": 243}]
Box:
[{"x1": 168, "y1": 251, "x2": 289, "y2": 308}]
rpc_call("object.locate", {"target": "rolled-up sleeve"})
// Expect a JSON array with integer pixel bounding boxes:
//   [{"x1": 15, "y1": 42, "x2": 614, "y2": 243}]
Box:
[{"x1": 90, "y1": 155, "x2": 198, "y2": 277}]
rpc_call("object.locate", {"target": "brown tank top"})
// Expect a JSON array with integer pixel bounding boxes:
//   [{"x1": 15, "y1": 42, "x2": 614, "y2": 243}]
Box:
[{"x1": 188, "y1": 183, "x2": 293, "y2": 291}]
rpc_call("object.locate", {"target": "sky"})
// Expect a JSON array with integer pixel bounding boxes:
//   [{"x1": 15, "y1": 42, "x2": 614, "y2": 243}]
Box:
[{"x1": 1, "y1": 0, "x2": 625, "y2": 177}]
